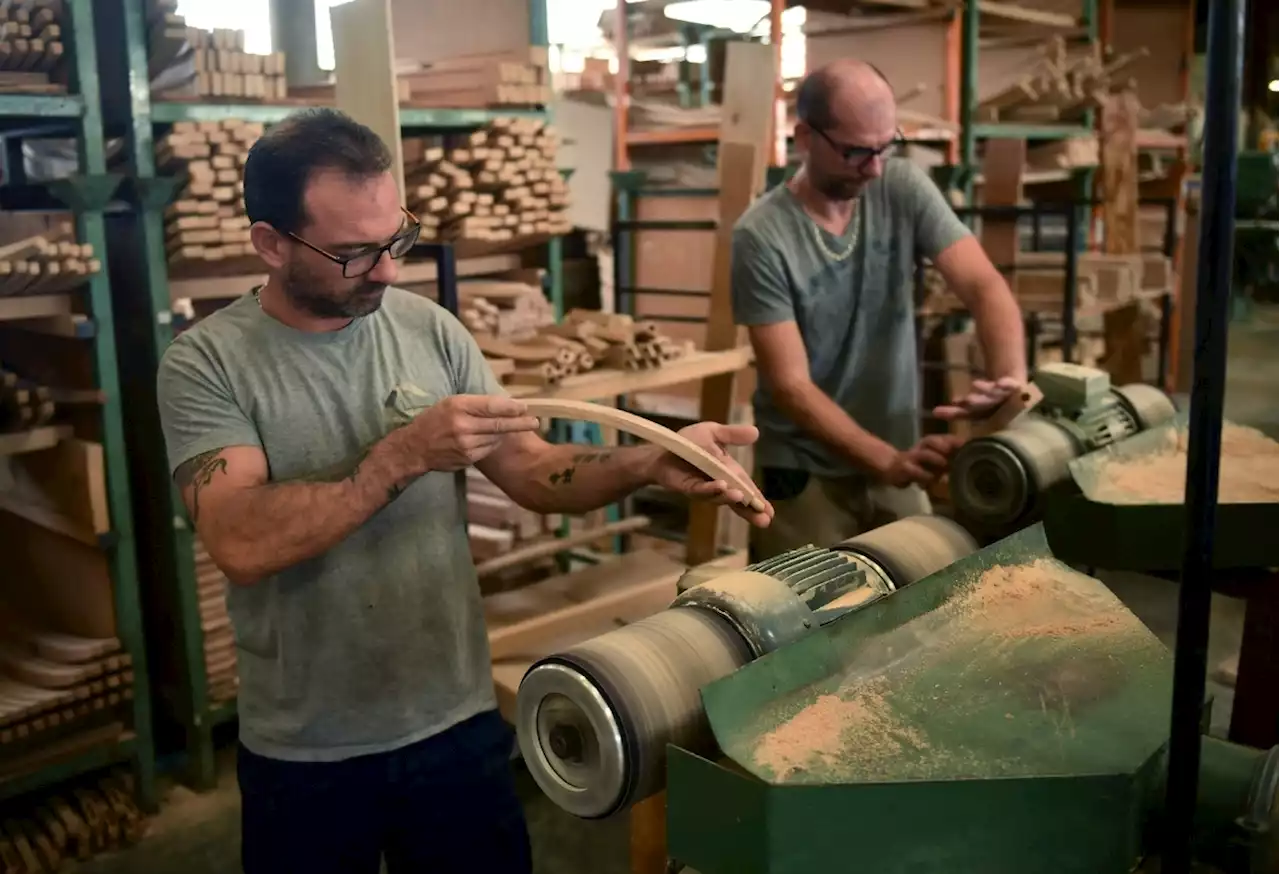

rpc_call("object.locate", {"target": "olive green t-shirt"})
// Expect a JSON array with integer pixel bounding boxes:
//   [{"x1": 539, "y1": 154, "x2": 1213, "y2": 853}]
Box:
[{"x1": 156, "y1": 287, "x2": 504, "y2": 762}]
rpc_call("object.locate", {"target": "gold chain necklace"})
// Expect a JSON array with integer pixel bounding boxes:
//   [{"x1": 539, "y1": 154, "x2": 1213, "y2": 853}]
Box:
[{"x1": 809, "y1": 199, "x2": 860, "y2": 262}]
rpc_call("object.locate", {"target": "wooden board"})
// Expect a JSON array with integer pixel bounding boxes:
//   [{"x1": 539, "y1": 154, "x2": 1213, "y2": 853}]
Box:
[
  {"x1": 520, "y1": 399, "x2": 766, "y2": 512},
  {"x1": 331, "y1": 0, "x2": 405, "y2": 203}
]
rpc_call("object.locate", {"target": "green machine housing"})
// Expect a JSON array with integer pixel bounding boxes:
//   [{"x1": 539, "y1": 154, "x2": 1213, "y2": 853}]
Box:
[
  {"x1": 948, "y1": 363, "x2": 1178, "y2": 537},
  {"x1": 663, "y1": 525, "x2": 1278, "y2": 874}
]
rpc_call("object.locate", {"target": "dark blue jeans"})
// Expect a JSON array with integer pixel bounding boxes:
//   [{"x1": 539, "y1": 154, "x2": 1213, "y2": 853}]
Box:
[{"x1": 237, "y1": 709, "x2": 531, "y2": 873}]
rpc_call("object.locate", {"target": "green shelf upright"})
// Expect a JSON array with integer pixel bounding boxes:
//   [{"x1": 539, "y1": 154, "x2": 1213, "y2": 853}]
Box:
[
  {"x1": 97, "y1": 0, "x2": 562, "y2": 790},
  {"x1": 0, "y1": 0, "x2": 157, "y2": 811}
]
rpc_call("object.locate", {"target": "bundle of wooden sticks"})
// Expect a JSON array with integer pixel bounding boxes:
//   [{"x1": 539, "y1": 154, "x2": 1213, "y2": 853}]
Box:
[
  {"x1": 0, "y1": 235, "x2": 100, "y2": 299},
  {"x1": 0, "y1": 769, "x2": 146, "y2": 870},
  {"x1": 0, "y1": 1, "x2": 66, "y2": 94}
]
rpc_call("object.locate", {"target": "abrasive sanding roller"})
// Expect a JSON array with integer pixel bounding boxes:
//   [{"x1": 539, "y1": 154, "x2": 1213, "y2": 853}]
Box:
[
  {"x1": 514, "y1": 515, "x2": 979, "y2": 819},
  {"x1": 949, "y1": 362, "x2": 1177, "y2": 535}
]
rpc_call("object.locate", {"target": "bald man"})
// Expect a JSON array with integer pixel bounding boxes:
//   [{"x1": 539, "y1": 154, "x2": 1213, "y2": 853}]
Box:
[{"x1": 733, "y1": 60, "x2": 1027, "y2": 560}]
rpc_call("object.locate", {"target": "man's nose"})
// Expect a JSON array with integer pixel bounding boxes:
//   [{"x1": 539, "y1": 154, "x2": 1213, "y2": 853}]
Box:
[
  {"x1": 368, "y1": 249, "x2": 398, "y2": 284},
  {"x1": 862, "y1": 153, "x2": 886, "y2": 179}
]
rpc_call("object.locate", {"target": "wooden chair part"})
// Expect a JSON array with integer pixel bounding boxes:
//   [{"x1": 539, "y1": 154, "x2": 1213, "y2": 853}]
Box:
[{"x1": 519, "y1": 398, "x2": 767, "y2": 512}]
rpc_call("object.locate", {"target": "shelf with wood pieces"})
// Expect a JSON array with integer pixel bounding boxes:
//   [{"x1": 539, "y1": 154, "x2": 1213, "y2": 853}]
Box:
[{"x1": 0, "y1": 0, "x2": 158, "y2": 819}]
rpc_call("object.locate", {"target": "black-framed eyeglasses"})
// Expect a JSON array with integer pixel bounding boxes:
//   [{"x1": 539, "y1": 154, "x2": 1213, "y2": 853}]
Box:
[
  {"x1": 812, "y1": 127, "x2": 905, "y2": 169},
  {"x1": 288, "y1": 206, "x2": 422, "y2": 278}
]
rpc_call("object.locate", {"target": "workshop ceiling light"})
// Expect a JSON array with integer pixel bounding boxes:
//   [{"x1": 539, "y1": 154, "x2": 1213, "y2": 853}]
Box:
[
  {"x1": 1269, "y1": 79, "x2": 1279, "y2": 93},
  {"x1": 663, "y1": 0, "x2": 771, "y2": 33}
]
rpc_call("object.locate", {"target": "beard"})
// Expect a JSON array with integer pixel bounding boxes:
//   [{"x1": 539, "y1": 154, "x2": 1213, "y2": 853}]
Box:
[
  {"x1": 813, "y1": 173, "x2": 868, "y2": 202},
  {"x1": 281, "y1": 259, "x2": 387, "y2": 319}
]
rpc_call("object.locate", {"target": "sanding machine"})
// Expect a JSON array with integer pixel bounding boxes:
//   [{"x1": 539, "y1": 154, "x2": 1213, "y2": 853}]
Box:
[
  {"x1": 515, "y1": 520, "x2": 1278, "y2": 874},
  {"x1": 515, "y1": 515, "x2": 979, "y2": 820},
  {"x1": 948, "y1": 362, "x2": 1178, "y2": 536}
]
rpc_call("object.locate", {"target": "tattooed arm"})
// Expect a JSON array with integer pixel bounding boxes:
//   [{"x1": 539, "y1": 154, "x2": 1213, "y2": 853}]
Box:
[
  {"x1": 476, "y1": 432, "x2": 664, "y2": 515},
  {"x1": 174, "y1": 438, "x2": 422, "y2": 587}
]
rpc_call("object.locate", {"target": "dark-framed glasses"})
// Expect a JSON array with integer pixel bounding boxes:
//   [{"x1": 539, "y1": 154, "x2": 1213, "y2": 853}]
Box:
[
  {"x1": 813, "y1": 127, "x2": 905, "y2": 169},
  {"x1": 288, "y1": 206, "x2": 422, "y2": 278}
]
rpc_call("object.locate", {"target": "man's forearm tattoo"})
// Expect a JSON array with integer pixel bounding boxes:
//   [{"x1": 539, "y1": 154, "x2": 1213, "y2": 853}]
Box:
[
  {"x1": 548, "y1": 450, "x2": 615, "y2": 486},
  {"x1": 175, "y1": 449, "x2": 228, "y2": 523}
]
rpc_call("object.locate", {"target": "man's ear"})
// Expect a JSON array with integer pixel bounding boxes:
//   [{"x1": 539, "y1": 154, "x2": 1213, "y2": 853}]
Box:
[{"x1": 249, "y1": 222, "x2": 288, "y2": 269}]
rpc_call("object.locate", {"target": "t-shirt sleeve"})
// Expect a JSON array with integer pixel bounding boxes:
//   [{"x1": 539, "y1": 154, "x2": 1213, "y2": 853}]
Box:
[
  {"x1": 156, "y1": 337, "x2": 262, "y2": 477},
  {"x1": 439, "y1": 309, "x2": 508, "y2": 397},
  {"x1": 731, "y1": 226, "x2": 794, "y2": 326},
  {"x1": 897, "y1": 160, "x2": 972, "y2": 260}
]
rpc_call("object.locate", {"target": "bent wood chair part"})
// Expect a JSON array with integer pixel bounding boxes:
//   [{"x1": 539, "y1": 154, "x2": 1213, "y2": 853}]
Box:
[{"x1": 519, "y1": 398, "x2": 768, "y2": 513}]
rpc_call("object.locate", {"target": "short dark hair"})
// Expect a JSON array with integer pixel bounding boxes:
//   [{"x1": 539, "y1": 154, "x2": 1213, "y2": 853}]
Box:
[
  {"x1": 795, "y1": 63, "x2": 892, "y2": 132},
  {"x1": 243, "y1": 108, "x2": 392, "y2": 234}
]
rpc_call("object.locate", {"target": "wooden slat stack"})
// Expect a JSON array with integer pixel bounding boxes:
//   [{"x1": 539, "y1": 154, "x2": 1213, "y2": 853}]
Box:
[
  {"x1": 1, "y1": 369, "x2": 54, "y2": 432},
  {"x1": 0, "y1": 1, "x2": 66, "y2": 94},
  {"x1": 0, "y1": 234, "x2": 101, "y2": 299},
  {"x1": 458, "y1": 281, "x2": 555, "y2": 339},
  {"x1": 157, "y1": 119, "x2": 263, "y2": 266},
  {"x1": 399, "y1": 46, "x2": 550, "y2": 109},
  {"x1": 0, "y1": 768, "x2": 146, "y2": 869},
  {"x1": 474, "y1": 308, "x2": 694, "y2": 390},
  {"x1": 404, "y1": 117, "x2": 571, "y2": 244},
  {"x1": 148, "y1": 8, "x2": 288, "y2": 102},
  {"x1": 976, "y1": 38, "x2": 1150, "y2": 124},
  {"x1": 191, "y1": 535, "x2": 236, "y2": 705},
  {"x1": 465, "y1": 469, "x2": 561, "y2": 565}
]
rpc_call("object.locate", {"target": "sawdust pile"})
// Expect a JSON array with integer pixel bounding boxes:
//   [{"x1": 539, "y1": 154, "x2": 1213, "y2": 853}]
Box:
[
  {"x1": 752, "y1": 680, "x2": 926, "y2": 781},
  {"x1": 1091, "y1": 424, "x2": 1279, "y2": 505}
]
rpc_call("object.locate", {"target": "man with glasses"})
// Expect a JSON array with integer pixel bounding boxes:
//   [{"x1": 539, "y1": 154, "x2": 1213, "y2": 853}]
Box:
[
  {"x1": 733, "y1": 60, "x2": 1026, "y2": 560},
  {"x1": 155, "y1": 108, "x2": 773, "y2": 873}
]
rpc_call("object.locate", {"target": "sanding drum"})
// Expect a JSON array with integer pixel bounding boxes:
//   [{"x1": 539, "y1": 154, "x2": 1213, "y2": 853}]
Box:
[
  {"x1": 949, "y1": 381, "x2": 1178, "y2": 533},
  {"x1": 515, "y1": 515, "x2": 978, "y2": 819}
]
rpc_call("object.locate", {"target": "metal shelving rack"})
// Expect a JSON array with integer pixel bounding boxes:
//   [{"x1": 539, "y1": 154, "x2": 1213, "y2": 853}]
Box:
[
  {"x1": 95, "y1": 0, "x2": 562, "y2": 790},
  {"x1": 0, "y1": 0, "x2": 156, "y2": 811}
]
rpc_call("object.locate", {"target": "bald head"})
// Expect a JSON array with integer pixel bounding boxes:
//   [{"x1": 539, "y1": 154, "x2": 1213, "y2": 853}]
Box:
[{"x1": 795, "y1": 60, "x2": 896, "y2": 132}]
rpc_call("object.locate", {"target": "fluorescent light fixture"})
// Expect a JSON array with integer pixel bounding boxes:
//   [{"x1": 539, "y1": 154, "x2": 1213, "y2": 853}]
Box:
[
  {"x1": 1269, "y1": 79, "x2": 1279, "y2": 93},
  {"x1": 664, "y1": 0, "x2": 770, "y2": 33}
]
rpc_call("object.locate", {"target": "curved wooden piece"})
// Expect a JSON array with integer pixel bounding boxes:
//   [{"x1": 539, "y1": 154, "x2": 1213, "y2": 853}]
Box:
[{"x1": 520, "y1": 398, "x2": 767, "y2": 512}]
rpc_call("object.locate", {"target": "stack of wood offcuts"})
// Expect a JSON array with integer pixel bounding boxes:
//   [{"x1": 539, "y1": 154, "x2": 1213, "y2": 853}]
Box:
[
  {"x1": 473, "y1": 306, "x2": 694, "y2": 391},
  {"x1": 405, "y1": 117, "x2": 571, "y2": 244},
  {"x1": 157, "y1": 119, "x2": 263, "y2": 266},
  {"x1": 0, "y1": 233, "x2": 101, "y2": 305},
  {"x1": 466, "y1": 468, "x2": 561, "y2": 567},
  {"x1": 0, "y1": 1, "x2": 65, "y2": 93},
  {"x1": 399, "y1": 46, "x2": 550, "y2": 109},
  {"x1": 147, "y1": 4, "x2": 287, "y2": 103},
  {"x1": 191, "y1": 535, "x2": 236, "y2": 704}
]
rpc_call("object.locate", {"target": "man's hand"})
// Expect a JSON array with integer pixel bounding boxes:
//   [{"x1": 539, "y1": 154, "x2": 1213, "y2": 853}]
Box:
[
  {"x1": 933, "y1": 377, "x2": 1026, "y2": 422},
  {"x1": 879, "y1": 434, "x2": 964, "y2": 488},
  {"x1": 643, "y1": 422, "x2": 774, "y2": 528},
  {"x1": 390, "y1": 395, "x2": 542, "y2": 474}
]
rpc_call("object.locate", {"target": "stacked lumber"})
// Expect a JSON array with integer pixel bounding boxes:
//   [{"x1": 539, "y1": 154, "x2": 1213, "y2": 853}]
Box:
[
  {"x1": 976, "y1": 38, "x2": 1150, "y2": 124},
  {"x1": 0, "y1": 235, "x2": 101, "y2": 298},
  {"x1": 0, "y1": 605, "x2": 134, "y2": 749},
  {"x1": 458, "y1": 281, "x2": 555, "y2": 338},
  {"x1": 399, "y1": 46, "x2": 550, "y2": 109},
  {"x1": 0, "y1": 369, "x2": 52, "y2": 432},
  {"x1": 0, "y1": 768, "x2": 146, "y2": 870},
  {"x1": 465, "y1": 469, "x2": 561, "y2": 564},
  {"x1": 475, "y1": 309, "x2": 694, "y2": 390},
  {"x1": 404, "y1": 117, "x2": 571, "y2": 243},
  {"x1": 0, "y1": 1, "x2": 65, "y2": 94},
  {"x1": 192, "y1": 536, "x2": 236, "y2": 704},
  {"x1": 157, "y1": 119, "x2": 263, "y2": 266},
  {"x1": 920, "y1": 251, "x2": 1173, "y2": 316},
  {"x1": 148, "y1": 9, "x2": 288, "y2": 102}
]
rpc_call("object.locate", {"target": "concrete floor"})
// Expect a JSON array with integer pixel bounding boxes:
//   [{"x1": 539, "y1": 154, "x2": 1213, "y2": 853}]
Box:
[{"x1": 66, "y1": 308, "x2": 1278, "y2": 874}]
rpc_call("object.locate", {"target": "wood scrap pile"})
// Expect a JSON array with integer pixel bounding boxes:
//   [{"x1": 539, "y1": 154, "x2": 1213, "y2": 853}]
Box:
[
  {"x1": 458, "y1": 281, "x2": 555, "y2": 338},
  {"x1": 157, "y1": 119, "x2": 263, "y2": 266},
  {"x1": 404, "y1": 117, "x2": 571, "y2": 243},
  {"x1": 0, "y1": 234, "x2": 101, "y2": 298},
  {"x1": 0, "y1": 768, "x2": 146, "y2": 870},
  {"x1": 976, "y1": 38, "x2": 1150, "y2": 124},
  {"x1": 0, "y1": 0, "x2": 65, "y2": 94},
  {"x1": 192, "y1": 535, "x2": 236, "y2": 704},
  {"x1": 1, "y1": 369, "x2": 52, "y2": 432},
  {"x1": 0, "y1": 603, "x2": 134, "y2": 750},
  {"x1": 465, "y1": 468, "x2": 561, "y2": 564},
  {"x1": 147, "y1": 3, "x2": 288, "y2": 102},
  {"x1": 398, "y1": 46, "x2": 550, "y2": 109},
  {"x1": 475, "y1": 309, "x2": 695, "y2": 390}
]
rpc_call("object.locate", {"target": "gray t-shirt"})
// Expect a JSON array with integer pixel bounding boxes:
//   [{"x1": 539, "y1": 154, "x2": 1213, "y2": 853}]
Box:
[
  {"x1": 732, "y1": 157, "x2": 971, "y2": 478},
  {"x1": 156, "y1": 287, "x2": 504, "y2": 762}
]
